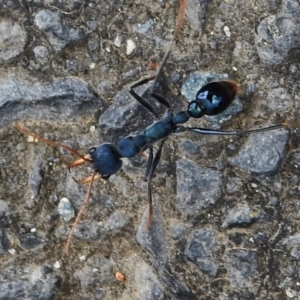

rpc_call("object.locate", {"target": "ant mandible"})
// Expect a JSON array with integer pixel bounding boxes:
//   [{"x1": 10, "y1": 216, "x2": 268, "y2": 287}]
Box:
[{"x1": 14, "y1": 0, "x2": 292, "y2": 253}]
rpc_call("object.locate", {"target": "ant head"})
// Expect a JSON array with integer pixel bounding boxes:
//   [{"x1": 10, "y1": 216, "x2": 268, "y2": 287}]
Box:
[{"x1": 89, "y1": 143, "x2": 122, "y2": 178}]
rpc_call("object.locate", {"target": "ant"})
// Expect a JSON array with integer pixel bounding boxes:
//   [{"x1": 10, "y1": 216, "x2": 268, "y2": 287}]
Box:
[{"x1": 14, "y1": 0, "x2": 293, "y2": 253}]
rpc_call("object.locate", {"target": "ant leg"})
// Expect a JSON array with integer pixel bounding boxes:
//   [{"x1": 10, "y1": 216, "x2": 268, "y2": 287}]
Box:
[
  {"x1": 130, "y1": 0, "x2": 187, "y2": 116},
  {"x1": 129, "y1": 76, "x2": 160, "y2": 119},
  {"x1": 177, "y1": 123, "x2": 287, "y2": 136},
  {"x1": 65, "y1": 171, "x2": 98, "y2": 254},
  {"x1": 130, "y1": 76, "x2": 171, "y2": 118},
  {"x1": 144, "y1": 140, "x2": 166, "y2": 230},
  {"x1": 73, "y1": 173, "x2": 101, "y2": 184},
  {"x1": 150, "y1": 0, "x2": 187, "y2": 92},
  {"x1": 150, "y1": 92, "x2": 171, "y2": 109}
]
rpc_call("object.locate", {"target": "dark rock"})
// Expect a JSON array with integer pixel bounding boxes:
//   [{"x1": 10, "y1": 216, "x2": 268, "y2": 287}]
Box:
[
  {"x1": 34, "y1": 10, "x2": 87, "y2": 52},
  {"x1": 186, "y1": 227, "x2": 219, "y2": 276},
  {"x1": 224, "y1": 249, "x2": 259, "y2": 290},
  {"x1": 175, "y1": 159, "x2": 222, "y2": 215},
  {"x1": 19, "y1": 232, "x2": 43, "y2": 249},
  {"x1": 0, "y1": 265, "x2": 61, "y2": 300},
  {"x1": 0, "y1": 227, "x2": 10, "y2": 255},
  {"x1": 229, "y1": 129, "x2": 288, "y2": 174}
]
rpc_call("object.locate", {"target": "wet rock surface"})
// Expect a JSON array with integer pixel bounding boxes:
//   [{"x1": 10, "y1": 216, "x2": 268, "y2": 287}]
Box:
[{"x1": 1, "y1": 0, "x2": 300, "y2": 299}]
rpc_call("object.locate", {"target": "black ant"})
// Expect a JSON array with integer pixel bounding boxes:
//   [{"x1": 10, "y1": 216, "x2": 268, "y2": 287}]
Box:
[{"x1": 14, "y1": 0, "x2": 293, "y2": 253}]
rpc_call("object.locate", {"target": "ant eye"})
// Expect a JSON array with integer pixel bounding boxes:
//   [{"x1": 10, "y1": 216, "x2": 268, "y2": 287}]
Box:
[{"x1": 89, "y1": 147, "x2": 96, "y2": 154}]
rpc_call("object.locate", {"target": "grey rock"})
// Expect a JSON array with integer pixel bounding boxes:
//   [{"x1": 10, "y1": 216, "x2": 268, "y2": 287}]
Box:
[
  {"x1": 0, "y1": 20, "x2": 27, "y2": 60},
  {"x1": 266, "y1": 87, "x2": 292, "y2": 112},
  {"x1": 224, "y1": 249, "x2": 259, "y2": 290},
  {"x1": 34, "y1": 10, "x2": 87, "y2": 52},
  {"x1": 179, "y1": 140, "x2": 201, "y2": 156},
  {"x1": 104, "y1": 210, "x2": 129, "y2": 231},
  {"x1": 0, "y1": 77, "x2": 99, "y2": 127},
  {"x1": 185, "y1": 0, "x2": 209, "y2": 32},
  {"x1": 55, "y1": 221, "x2": 102, "y2": 241},
  {"x1": 255, "y1": 0, "x2": 300, "y2": 65},
  {"x1": 136, "y1": 205, "x2": 167, "y2": 267},
  {"x1": 283, "y1": 233, "x2": 300, "y2": 260},
  {"x1": 222, "y1": 203, "x2": 256, "y2": 228},
  {"x1": 186, "y1": 227, "x2": 219, "y2": 276},
  {"x1": 0, "y1": 265, "x2": 61, "y2": 300},
  {"x1": 229, "y1": 129, "x2": 289, "y2": 174},
  {"x1": 75, "y1": 255, "x2": 115, "y2": 288},
  {"x1": 33, "y1": 46, "x2": 51, "y2": 65},
  {"x1": 135, "y1": 260, "x2": 165, "y2": 300},
  {"x1": 175, "y1": 159, "x2": 222, "y2": 215},
  {"x1": 170, "y1": 223, "x2": 189, "y2": 240},
  {"x1": 225, "y1": 176, "x2": 243, "y2": 194}
]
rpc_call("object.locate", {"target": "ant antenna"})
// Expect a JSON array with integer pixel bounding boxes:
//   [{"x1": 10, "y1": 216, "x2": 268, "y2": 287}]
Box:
[
  {"x1": 150, "y1": 0, "x2": 187, "y2": 92},
  {"x1": 14, "y1": 124, "x2": 92, "y2": 164}
]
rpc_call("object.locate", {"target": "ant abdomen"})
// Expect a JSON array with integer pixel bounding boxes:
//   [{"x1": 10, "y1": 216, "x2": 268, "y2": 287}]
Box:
[{"x1": 188, "y1": 81, "x2": 238, "y2": 118}]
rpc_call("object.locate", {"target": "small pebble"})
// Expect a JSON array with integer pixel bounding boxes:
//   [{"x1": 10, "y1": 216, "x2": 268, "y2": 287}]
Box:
[
  {"x1": 114, "y1": 34, "x2": 122, "y2": 47},
  {"x1": 79, "y1": 255, "x2": 86, "y2": 261},
  {"x1": 224, "y1": 25, "x2": 231, "y2": 37},
  {"x1": 8, "y1": 249, "x2": 16, "y2": 255},
  {"x1": 126, "y1": 39, "x2": 136, "y2": 55},
  {"x1": 57, "y1": 197, "x2": 75, "y2": 222},
  {"x1": 115, "y1": 271, "x2": 125, "y2": 282},
  {"x1": 54, "y1": 261, "x2": 60, "y2": 269}
]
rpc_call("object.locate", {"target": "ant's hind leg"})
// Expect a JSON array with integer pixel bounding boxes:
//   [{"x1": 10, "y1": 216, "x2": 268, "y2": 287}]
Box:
[
  {"x1": 144, "y1": 140, "x2": 165, "y2": 230},
  {"x1": 129, "y1": 76, "x2": 160, "y2": 119}
]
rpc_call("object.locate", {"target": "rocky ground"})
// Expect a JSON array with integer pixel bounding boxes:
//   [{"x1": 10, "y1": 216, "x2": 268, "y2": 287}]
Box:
[{"x1": 0, "y1": 0, "x2": 300, "y2": 299}]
